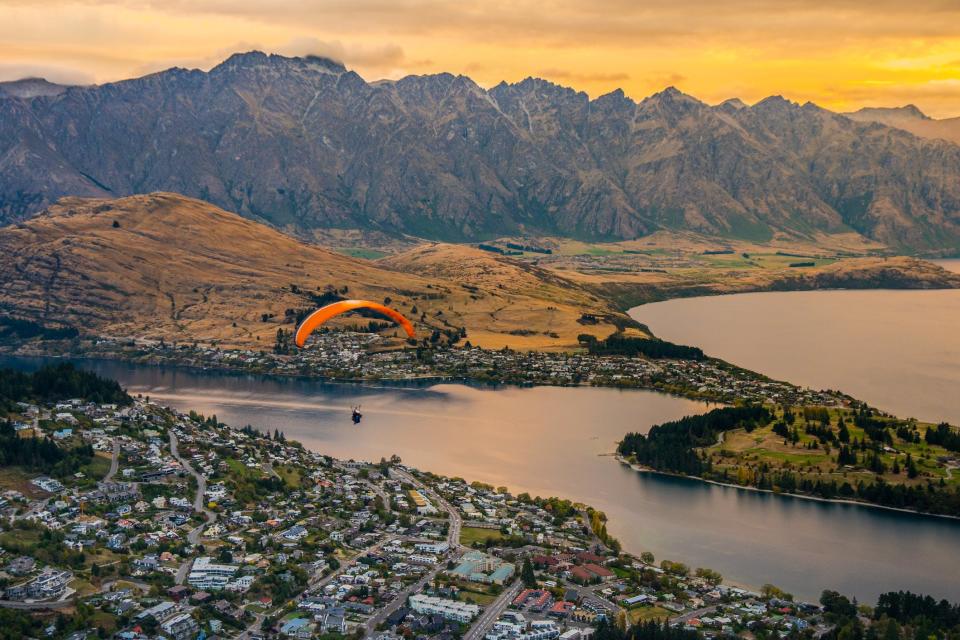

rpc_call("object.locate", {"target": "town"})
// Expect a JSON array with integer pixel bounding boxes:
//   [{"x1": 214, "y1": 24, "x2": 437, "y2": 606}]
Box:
[
  {"x1": 0, "y1": 366, "x2": 928, "y2": 640},
  {"x1": 8, "y1": 331, "x2": 848, "y2": 409}
]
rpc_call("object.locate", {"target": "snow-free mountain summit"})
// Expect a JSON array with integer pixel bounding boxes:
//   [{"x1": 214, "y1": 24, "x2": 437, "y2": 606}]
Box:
[{"x1": 2, "y1": 51, "x2": 960, "y2": 252}]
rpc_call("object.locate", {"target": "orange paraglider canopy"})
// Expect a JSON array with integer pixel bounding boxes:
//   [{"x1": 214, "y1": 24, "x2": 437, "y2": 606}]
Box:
[{"x1": 294, "y1": 299, "x2": 416, "y2": 348}]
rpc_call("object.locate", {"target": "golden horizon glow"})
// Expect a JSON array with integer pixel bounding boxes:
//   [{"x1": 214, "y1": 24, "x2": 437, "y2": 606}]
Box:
[{"x1": 1, "y1": 0, "x2": 959, "y2": 118}]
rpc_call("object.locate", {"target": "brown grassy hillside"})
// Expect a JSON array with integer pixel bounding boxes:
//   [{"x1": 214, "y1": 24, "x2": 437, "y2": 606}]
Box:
[
  {"x1": 380, "y1": 244, "x2": 646, "y2": 349},
  {"x1": 0, "y1": 193, "x2": 627, "y2": 350}
]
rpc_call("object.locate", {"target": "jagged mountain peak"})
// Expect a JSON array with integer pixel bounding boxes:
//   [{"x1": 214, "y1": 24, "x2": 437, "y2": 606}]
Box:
[
  {"x1": 212, "y1": 50, "x2": 347, "y2": 75},
  {"x1": 752, "y1": 94, "x2": 799, "y2": 111},
  {"x1": 0, "y1": 77, "x2": 71, "y2": 99},
  {"x1": 718, "y1": 98, "x2": 748, "y2": 110},
  {"x1": 1, "y1": 51, "x2": 959, "y2": 252},
  {"x1": 646, "y1": 85, "x2": 700, "y2": 103},
  {"x1": 851, "y1": 104, "x2": 930, "y2": 120}
]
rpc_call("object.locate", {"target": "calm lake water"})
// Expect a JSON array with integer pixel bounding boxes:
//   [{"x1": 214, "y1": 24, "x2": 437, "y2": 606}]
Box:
[
  {"x1": 5, "y1": 356, "x2": 959, "y2": 603},
  {"x1": 631, "y1": 260, "x2": 960, "y2": 425}
]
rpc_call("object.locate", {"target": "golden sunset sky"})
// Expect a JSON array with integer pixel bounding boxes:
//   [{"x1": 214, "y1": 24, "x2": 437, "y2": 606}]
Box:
[{"x1": 2, "y1": 0, "x2": 959, "y2": 117}]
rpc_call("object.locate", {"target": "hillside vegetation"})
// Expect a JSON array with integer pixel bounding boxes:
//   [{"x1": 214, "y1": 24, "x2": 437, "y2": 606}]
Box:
[{"x1": 0, "y1": 193, "x2": 629, "y2": 350}]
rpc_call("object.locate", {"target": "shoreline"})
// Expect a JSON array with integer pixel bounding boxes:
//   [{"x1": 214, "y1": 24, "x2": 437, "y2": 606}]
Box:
[
  {"x1": 7, "y1": 351, "x2": 954, "y2": 524},
  {"x1": 0, "y1": 348, "x2": 760, "y2": 404},
  {"x1": 614, "y1": 455, "x2": 960, "y2": 522}
]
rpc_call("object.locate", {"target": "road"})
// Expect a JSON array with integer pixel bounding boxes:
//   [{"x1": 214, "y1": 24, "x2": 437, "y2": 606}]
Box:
[
  {"x1": 241, "y1": 467, "x2": 465, "y2": 638},
  {"x1": 577, "y1": 508, "x2": 610, "y2": 554},
  {"x1": 463, "y1": 581, "x2": 523, "y2": 640},
  {"x1": 0, "y1": 598, "x2": 75, "y2": 611},
  {"x1": 239, "y1": 536, "x2": 393, "y2": 639},
  {"x1": 101, "y1": 577, "x2": 151, "y2": 593},
  {"x1": 169, "y1": 430, "x2": 217, "y2": 584},
  {"x1": 392, "y1": 468, "x2": 463, "y2": 549},
  {"x1": 671, "y1": 605, "x2": 717, "y2": 625},
  {"x1": 103, "y1": 438, "x2": 120, "y2": 482},
  {"x1": 365, "y1": 559, "x2": 449, "y2": 633},
  {"x1": 579, "y1": 584, "x2": 622, "y2": 614}
]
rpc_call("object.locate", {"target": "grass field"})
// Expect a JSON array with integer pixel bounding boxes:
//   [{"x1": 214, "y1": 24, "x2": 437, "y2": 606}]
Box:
[
  {"x1": 334, "y1": 247, "x2": 389, "y2": 260},
  {"x1": 275, "y1": 465, "x2": 303, "y2": 489},
  {"x1": 0, "y1": 467, "x2": 44, "y2": 497},
  {"x1": 225, "y1": 457, "x2": 264, "y2": 480},
  {"x1": 459, "y1": 526, "x2": 504, "y2": 547},
  {"x1": 707, "y1": 406, "x2": 960, "y2": 490},
  {"x1": 77, "y1": 453, "x2": 112, "y2": 486},
  {"x1": 0, "y1": 525, "x2": 41, "y2": 550},
  {"x1": 629, "y1": 606, "x2": 672, "y2": 623},
  {"x1": 458, "y1": 589, "x2": 499, "y2": 606}
]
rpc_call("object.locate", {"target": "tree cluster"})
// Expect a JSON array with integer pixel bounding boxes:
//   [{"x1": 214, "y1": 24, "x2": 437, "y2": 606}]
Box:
[
  {"x1": 580, "y1": 334, "x2": 705, "y2": 361},
  {"x1": 618, "y1": 406, "x2": 771, "y2": 475}
]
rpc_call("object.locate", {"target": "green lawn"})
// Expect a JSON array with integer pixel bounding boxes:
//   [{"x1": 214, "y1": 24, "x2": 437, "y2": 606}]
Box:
[
  {"x1": 459, "y1": 589, "x2": 499, "y2": 606},
  {"x1": 275, "y1": 465, "x2": 303, "y2": 489},
  {"x1": 226, "y1": 457, "x2": 264, "y2": 480},
  {"x1": 630, "y1": 606, "x2": 672, "y2": 623},
  {"x1": 77, "y1": 454, "x2": 113, "y2": 486},
  {"x1": 459, "y1": 526, "x2": 504, "y2": 547}
]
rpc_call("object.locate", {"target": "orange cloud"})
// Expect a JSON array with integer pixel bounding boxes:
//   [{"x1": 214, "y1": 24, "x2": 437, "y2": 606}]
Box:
[{"x1": 0, "y1": 0, "x2": 958, "y2": 117}]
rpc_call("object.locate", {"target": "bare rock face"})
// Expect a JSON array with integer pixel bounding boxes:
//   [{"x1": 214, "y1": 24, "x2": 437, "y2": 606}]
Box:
[{"x1": 2, "y1": 51, "x2": 960, "y2": 252}]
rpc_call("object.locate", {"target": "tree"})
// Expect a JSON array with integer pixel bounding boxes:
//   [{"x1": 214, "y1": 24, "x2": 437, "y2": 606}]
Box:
[
  {"x1": 762, "y1": 584, "x2": 793, "y2": 601},
  {"x1": 882, "y1": 619, "x2": 900, "y2": 640},
  {"x1": 906, "y1": 453, "x2": 919, "y2": 479},
  {"x1": 521, "y1": 557, "x2": 537, "y2": 588},
  {"x1": 640, "y1": 551, "x2": 655, "y2": 565},
  {"x1": 695, "y1": 567, "x2": 723, "y2": 586},
  {"x1": 838, "y1": 418, "x2": 851, "y2": 443},
  {"x1": 821, "y1": 590, "x2": 858, "y2": 619}
]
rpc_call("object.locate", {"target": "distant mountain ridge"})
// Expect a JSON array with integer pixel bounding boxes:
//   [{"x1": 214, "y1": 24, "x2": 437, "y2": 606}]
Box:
[
  {"x1": 2, "y1": 51, "x2": 960, "y2": 252},
  {"x1": 845, "y1": 105, "x2": 960, "y2": 147}
]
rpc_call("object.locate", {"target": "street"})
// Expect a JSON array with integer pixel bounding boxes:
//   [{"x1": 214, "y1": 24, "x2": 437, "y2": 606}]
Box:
[
  {"x1": 169, "y1": 430, "x2": 217, "y2": 584},
  {"x1": 463, "y1": 581, "x2": 523, "y2": 640}
]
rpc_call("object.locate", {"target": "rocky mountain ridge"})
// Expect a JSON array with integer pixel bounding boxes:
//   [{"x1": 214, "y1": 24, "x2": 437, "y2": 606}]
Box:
[{"x1": 1, "y1": 51, "x2": 959, "y2": 252}]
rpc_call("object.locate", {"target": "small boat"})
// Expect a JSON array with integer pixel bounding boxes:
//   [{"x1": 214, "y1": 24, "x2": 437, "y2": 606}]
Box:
[{"x1": 351, "y1": 406, "x2": 363, "y2": 424}]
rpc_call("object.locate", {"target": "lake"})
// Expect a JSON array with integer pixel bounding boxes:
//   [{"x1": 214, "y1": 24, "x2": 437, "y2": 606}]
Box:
[
  {"x1": 4, "y1": 355, "x2": 959, "y2": 603},
  {"x1": 631, "y1": 260, "x2": 960, "y2": 425}
]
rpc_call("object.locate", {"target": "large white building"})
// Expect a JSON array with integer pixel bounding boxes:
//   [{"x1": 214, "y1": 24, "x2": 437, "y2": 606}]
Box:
[
  {"x1": 414, "y1": 541, "x2": 449, "y2": 555},
  {"x1": 187, "y1": 556, "x2": 238, "y2": 590},
  {"x1": 409, "y1": 594, "x2": 480, "y2": 623}
]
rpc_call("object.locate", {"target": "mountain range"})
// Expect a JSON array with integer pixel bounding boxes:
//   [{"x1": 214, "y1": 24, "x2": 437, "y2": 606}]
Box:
[{"x1": 2, "y1": 51, "x2": 959, "y2": 253}]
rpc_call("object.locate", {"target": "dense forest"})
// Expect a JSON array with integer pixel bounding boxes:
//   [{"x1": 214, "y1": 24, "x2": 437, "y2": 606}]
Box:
[
  {"x1": 925, "y1": 423, "x2": 960, "y2": 453},
  {"x1": 0, "y1": 363, "x2": 129, "y2": 477},
  {"x1": 580, "y1": 334, "x2": 705, "y2": 360},
  {"x1": 618, "y1": 406, "x2": 772, "y2": 474},
  {"x1": 593, "y1": 619, "x2": 701, "y2": 640},
  {"x1": 0, "y1": 419, "x2": 94, "y2": 476},
  {"x1": 0, "y1": 363, "x2": 131, "y2": 412},
  {"x1": 820, "y1": 589, "x2": 960, "y2": 640}
]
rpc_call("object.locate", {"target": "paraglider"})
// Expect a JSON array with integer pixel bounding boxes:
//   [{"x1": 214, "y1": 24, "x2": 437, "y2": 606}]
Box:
[{"x1": 294, "y1": 299, "x2": 416, "y2": 348}]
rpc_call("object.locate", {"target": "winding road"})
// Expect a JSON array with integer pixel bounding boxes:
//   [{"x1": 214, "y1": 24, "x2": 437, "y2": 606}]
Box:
[
  {"x1": 103, "y1": 438, "x2": 120, "y2": 482},
  {"x1": 169, "y1": 430, "x2": 217, "y2": 584}
]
